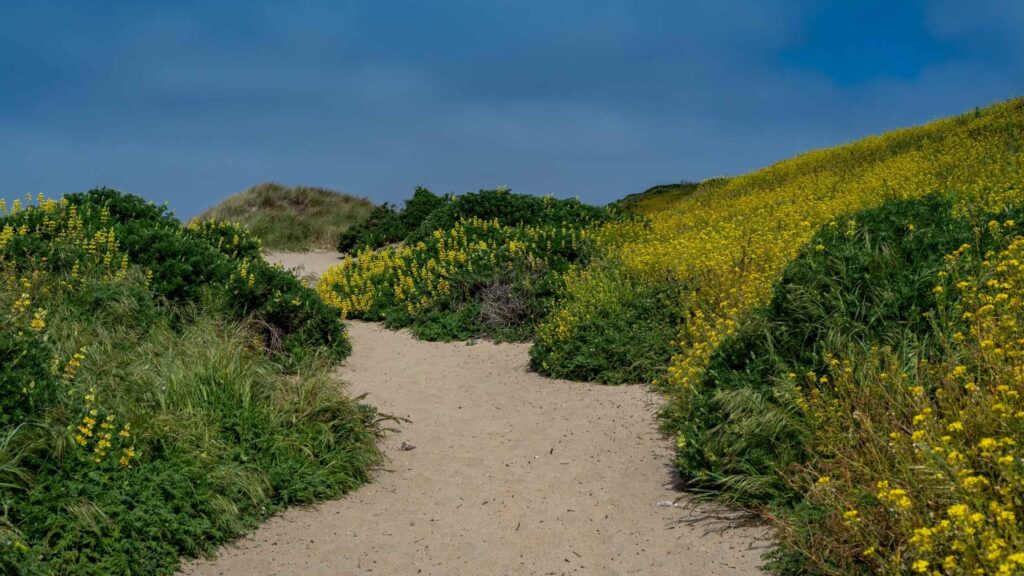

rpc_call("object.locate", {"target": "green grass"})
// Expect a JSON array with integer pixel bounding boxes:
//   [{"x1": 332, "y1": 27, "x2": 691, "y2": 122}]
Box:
[
  {"x1": 0, "y1": 190, "x2": 380, "y2": 575},
  {"x1": 199, "y1": 182, "x2": 375, "y2": 251}
]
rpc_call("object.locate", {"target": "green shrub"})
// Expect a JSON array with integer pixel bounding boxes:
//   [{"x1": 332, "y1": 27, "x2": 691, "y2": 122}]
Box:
[
  {"x1": 336, "y1": 188, "x2": 447, "y2": 253},
  {"x1": 336, "y1": 203, "x2": 405, "y2": 253},
  {"x1": 399, "y1": 186, "x2": 446, "y2": 232},
  {"x1": 665, "y1": 194, "x2": 1019, "y2": 504},
  {"x1": 0, "y1": 190, "x2": 378, "y2": 575},
  {"x1": 0, "y1": 327, "x2": 57, "y2": 426},
  {"x1": 337, "y1": 187, "x2": 612, "y2": 254},
  {"x1": 8, "y1": 189, "x2": 351, "y2": 363},
  {"x1": 321, "y1": 216, "x2": 596, "y2": 342},
  {"x1": 530, "y1": 267, "x2": 686, "y2": 384},
  {"x1": 406, "y1": 188, "x2": 608, "y2": 243}
]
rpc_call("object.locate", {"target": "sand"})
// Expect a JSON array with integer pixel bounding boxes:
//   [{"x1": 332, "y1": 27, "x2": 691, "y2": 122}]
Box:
[{"x1": 178, "y1": 252, "x2": 771, "y2": 576}]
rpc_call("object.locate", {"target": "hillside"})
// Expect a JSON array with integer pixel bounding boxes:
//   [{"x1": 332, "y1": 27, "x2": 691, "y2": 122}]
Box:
[
  {"x1": 199, "y1": 183, "x2": 375, "y2": 251},
  {"x1": 539, "y1": 97, "x2": 1024, "y2": 574}
]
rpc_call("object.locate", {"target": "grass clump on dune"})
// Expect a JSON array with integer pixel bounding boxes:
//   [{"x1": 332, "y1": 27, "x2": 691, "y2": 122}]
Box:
[
  {"x1": 0, "y1": 190, "x2": 379, "y2": 575},
  {"x1": 199, "y1": 182, "x2": 375, "y2": 251}
]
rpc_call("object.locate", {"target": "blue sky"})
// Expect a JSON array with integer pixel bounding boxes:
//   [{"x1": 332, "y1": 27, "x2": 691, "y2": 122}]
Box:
[{"x1": 1, "y1": 1, "x2": 1021, "y2": 218}]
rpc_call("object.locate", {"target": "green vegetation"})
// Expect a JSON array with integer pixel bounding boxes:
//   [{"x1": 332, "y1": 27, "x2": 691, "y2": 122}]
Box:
[
  {"x1": 313, "y1": 97, "x2": 1024, "y2": 574},
  {"x1": 336, "y1": 186, "x2": 608, "y2": 253},
  {"x1": 199, "y1": 182, "x2": 375, "y2": 251},
  {"x1": 666, "y1": 194, "x2": 977, "y2": 503},
  {"x1": 336, "y1": 187, "x2": 447, "y2": 253},
  {"x1": 710, "y1": 196, "x2": 1024, "y2": 574},
  {"x1": 0, "y1": 190, "x2": 379, "y2": 575},
  {"x1": 320, "y1": 188, "x2": 613, "y2": 342},
  {"x1": 528, "y1": 273, "x2": 687, "y2": 385}
]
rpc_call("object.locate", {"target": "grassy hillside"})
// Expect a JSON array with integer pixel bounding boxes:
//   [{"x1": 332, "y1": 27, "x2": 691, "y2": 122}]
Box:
[
  {"x1": 313, "y1": 96, "x2": 1024, "y2": 574},
  {"x1": 199, "y1": 182, "x2": 375, "y2": 251},
  {"x1": 0, "y1": 190, "x2": 379, "y2": 575}
]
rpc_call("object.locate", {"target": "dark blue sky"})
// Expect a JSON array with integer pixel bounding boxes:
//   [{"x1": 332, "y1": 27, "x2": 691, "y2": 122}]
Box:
[{"x1": 2, "y1": 1, "x2": 1021, "y2": 218}]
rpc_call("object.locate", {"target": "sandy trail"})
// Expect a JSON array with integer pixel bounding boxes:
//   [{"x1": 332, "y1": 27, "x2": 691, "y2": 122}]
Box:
[{"x1": 179, "y1": 252, "x2": 770, "y2": 576}]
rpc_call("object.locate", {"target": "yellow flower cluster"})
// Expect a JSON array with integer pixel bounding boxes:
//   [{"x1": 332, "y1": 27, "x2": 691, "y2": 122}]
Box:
[
  {"x1": 186, "y1": 218, "x2": 263, "y2": 259},
  {"x1": 63, "y1": 346, "x2": 88, "y2": 381},
  {"x1": 1, "y1": 195, "x2": 134, "y2": 343},
  {"x1": 71, "y1": 387, "x2": 136, "y2": 466}
]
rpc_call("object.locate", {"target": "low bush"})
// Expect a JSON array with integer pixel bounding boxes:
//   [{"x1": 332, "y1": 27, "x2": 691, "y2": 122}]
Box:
[
  {"x1": 5, "y1": 189, "x2": 351, "y2": 364},
  {"x1": 336, "y1": 203, "x2": 405, "y2": 253},
  {"x1": 787, "y1": 227, "x2": 1024, "y2": 575},
  {"x1": 404, "y1": 187, "x2": 609, "y2": 244},
  {"x1": 665, "y1": 194, "x2": 984, "y2": 503},
  {"x1": 530, "y1": 264, "x2": 686, "y2": 384}
]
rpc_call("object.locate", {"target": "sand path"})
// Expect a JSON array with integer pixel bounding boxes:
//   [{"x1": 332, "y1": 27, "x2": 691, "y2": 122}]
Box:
[{"x1": 179, "y1": 252, "x2": 770, "y2": 576}]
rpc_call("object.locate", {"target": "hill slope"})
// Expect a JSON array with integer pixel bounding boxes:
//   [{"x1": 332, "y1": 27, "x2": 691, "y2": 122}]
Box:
[{"x1": 200, "y1": 183, "x2": 375, "y2": 251}]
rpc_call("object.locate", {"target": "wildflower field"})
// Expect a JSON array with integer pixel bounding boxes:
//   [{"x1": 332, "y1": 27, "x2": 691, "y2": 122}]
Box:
[
  {"x1": 0, "y1": 190, "x2": 379, "y2": 575},
  {"x1": 316, "y1": 97, "x2": 1024, "y2": 574}
]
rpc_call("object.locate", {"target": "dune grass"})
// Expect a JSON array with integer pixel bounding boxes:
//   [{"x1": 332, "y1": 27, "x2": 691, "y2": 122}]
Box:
[{"x1": 199, "y1": 183, "x2": 375, "y2": 251}]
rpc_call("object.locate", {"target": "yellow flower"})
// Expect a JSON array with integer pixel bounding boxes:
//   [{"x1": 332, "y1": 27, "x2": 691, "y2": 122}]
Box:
[
  {"x1": 948, "y1": 504, "x2": 969, "y2": 518},
  {"x1": 962, "y1": 475, "x2": 988, "y2": 491}
]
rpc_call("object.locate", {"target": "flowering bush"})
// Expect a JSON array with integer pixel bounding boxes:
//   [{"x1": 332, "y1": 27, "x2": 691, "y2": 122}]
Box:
[
  {"x1": 321, "y1": 216, "x2": 595, "y2": 341},
  {"x1": 0, "y1": 191, "x2": 377, "y2": 575}
]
